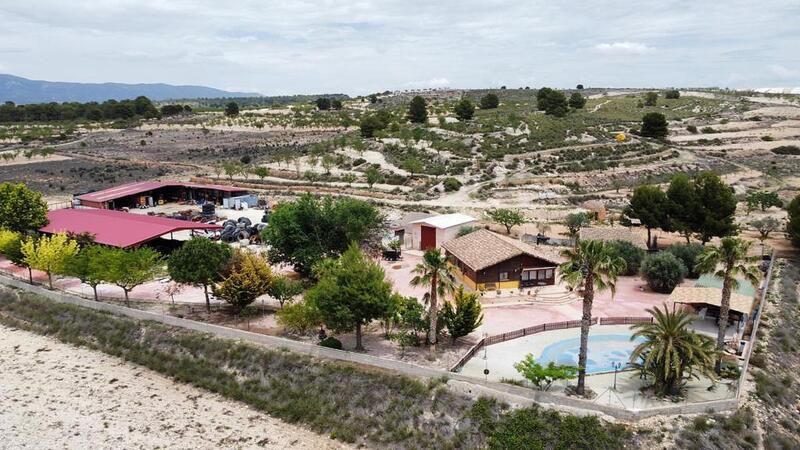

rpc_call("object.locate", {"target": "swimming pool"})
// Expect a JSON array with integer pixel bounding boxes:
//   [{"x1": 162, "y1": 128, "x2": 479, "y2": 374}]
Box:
[
  {"x1": 458, "y1": 325, "x2": 645, "y2": 381},
  {"x1": 538, "y1": 334, "x2": 645, "y2": 374}
]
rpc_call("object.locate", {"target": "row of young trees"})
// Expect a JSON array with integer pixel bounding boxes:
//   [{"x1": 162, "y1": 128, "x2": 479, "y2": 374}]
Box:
[{"x1": 0, "y1": 97, "x2": 160, "y2": 122}]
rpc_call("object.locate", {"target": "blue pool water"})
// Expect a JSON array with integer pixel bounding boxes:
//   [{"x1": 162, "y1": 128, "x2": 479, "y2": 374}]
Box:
[{"x1": 538, "y1": 334, "x2": 644, "y2": 374}]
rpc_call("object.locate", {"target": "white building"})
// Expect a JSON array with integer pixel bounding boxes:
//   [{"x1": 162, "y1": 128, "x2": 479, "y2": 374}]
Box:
[{"x1": 407, "y1": 213, "x2": 477, "y2": 250}]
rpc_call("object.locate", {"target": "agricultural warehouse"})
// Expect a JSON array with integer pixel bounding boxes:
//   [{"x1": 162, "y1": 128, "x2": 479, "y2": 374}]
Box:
[
  {"x1": 407, "y1": 213, "x2": 476, "y2": 250},
  {"x1": 443, "y1": 229, "x2": 564, "y2": 291},
  {"x1": 39, "y1": 208, "x2": 222, "y2": 249},
  {"x1": 75, "y1": 180, "x2": 249, "y2": 209}
]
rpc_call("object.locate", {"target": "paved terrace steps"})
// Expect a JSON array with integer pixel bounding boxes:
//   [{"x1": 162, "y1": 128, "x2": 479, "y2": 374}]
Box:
[{"x1": 481, "y1": 285, "x2": 581, "y2": 307}]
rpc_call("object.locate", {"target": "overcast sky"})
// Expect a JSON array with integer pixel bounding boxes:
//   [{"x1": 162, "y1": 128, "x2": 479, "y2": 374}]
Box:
[{"x1": 1, "y1": 1, "x2": 798, "y2": 95}]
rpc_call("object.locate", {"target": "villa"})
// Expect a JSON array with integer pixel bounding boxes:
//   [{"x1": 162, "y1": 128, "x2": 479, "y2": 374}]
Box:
[{"x1": 443, "y1": 229, "x2": 564, "y2": 291}]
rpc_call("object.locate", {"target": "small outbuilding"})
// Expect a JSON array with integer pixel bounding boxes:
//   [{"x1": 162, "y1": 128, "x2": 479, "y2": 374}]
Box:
[
  {"x1": 408, "y1": 213, "x2": 476, "y2": 250},
  {"x1": 443, "y1": 229, "x2": 564, "y2": 291}
]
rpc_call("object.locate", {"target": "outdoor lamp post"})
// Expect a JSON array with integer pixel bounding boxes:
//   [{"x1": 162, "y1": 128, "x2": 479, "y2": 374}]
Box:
[{"x1": 612, "y1": 361, "x2": 622, "y2": 390}]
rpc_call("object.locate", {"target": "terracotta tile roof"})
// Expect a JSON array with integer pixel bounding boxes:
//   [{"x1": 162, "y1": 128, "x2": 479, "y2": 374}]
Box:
[
  {"x1": 442, "y1": 229, "x2": 564, "y2": 271},
  {"x1": 669, "y1": 286, "x2": 755, "y2": 315},
  {"x1": 579, "y1": 227, "x2": 647, "y2": 249}
]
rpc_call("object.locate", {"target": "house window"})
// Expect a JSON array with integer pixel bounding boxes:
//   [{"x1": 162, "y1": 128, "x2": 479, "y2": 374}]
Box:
[
  {"x1": 499, "y1": 271, "x2": 509, "y2": 281},
  {"x1": 545, "y1": 269, "x2": 554, "y2": 279}
]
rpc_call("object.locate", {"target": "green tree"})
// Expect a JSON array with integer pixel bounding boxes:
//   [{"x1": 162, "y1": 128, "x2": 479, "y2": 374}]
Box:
[
  {"x1": 440, "y1": 286, "x2": 483, "y2": 342},
  {"x1": 487, "y1": 208, "x2": 526, "y2": 234},
  {"x1": 664, "y1": 89, "x2": 681, "y2": 99},
  {"x1": 564, "y1": 212, "x2": 590, "y2": 242},
  {"x1": 407, "y1": 96, "x2": 428, "y2": 123},
  {"x1": 558, "y1": 240, "x2": 626, "y2": 395},
  {"x1": 568, "y1": 92, "x2": 587, "y2": 109},
  {"x1": 607, "y1": 240, "x2": 645, "y2": 276},
  {"x1": 640, "y1": 112, "x2": 668, "y2": 138},
  {"x1": 364, "y1": 166, "x2": 382, "y2": 188},
  {"x1": 667, "y1": 174, "x2": 701, "y2": 243},
  {"x1": 21, "y1": 233, "x2": 79, "y2": 288},
  {"x1": 103, "y1": 247, "x2": 163, "y2": 305},
  {"x1": 536, "y1": 88, "x2": 568, "y2": 117},
  {"x1": 624, "y1": 184, "x2": 669, "y2": 249},
  {"x1": 0, "y1": 229, "x2": 33, "y2": 282},
  {"x1": 0, "y1": 182, "x2": 49, "y2": 233},
  {"x1": 480, "y1": 93, "x2": 499, "y2": 109},
  {"x1": 695, "y1": 238, "x2": 761, "y2": 372},
  {"x1": 745, "y1": 190, "x2": 783, "y2": 212},
  {"x1": 630, "y1": 305, "x2": 717, "y2": 396},
  {"x1": 315, "y1": 97, "x2": 332, "y2": 110},
  {"x1": 224, "y1": 101, "x2": 240, "y2": 117},
  {"x1": 261, "y1": 194, "x2": 385, "y2": 276},
  {"x1": 442, "y1": 177, "x2": 462, "y2": 192},
  {"x1": 640, "y1": 252, "x2": 687, "y2": 293},
  {"x1": 693, "y1": 172, "x2": 737, "y2": 243},
  {"x1": 402, "y1": 156, "x2": 424, "y2": 176},
  {"x1": 787, "y1": 194, "x2": 800, "y2": 247},
  {"x1": 513, "y1": 354, "x2": 577, "y2": 391},
  {"x1": 410, "y1": 248, "x2": 456, "y2": 349},
  {"x1": 644, "y1": 92, "x2": 658, "y2": 106},
  {"x1": 168, "y1": 237, "x2": 233, "y2": 312},
  {"x1": 252, "y1": 166, "x2": 270, "y2": 180},
  {"x1": 64, "y1": 245, "x2": 107, "y2": 301},
  {"x1": 331, "y1": 99, "x2": 343, "y2": 110},
  {"x1": 749, "y1": 217, "x2": 781, "y2": 254},
  {"x1": 268, "y1": 274, "x2": 303, "y2": 308},
  {"x1": 359, "y1": 115, "x2": 385, "y2": 138},
  {"x1": 213, "y1": 250, "x2": 273, "y2": 312},
  {"x1": 305, "y1": 244, "x2": 394, "y2": 350},
  {"x1": 454, "y1": 99, "x2": 475, "y2": 121}
]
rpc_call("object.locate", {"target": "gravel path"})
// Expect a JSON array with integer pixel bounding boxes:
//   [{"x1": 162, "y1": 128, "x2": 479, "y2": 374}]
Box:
[{"x1": 0, "y1": 325, "x2": 351, "y2": 450}]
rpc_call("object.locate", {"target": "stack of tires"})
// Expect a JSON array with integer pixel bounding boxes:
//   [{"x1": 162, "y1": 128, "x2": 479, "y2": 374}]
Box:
[{"x1": 219, "y1": 217, "x2": 265, "y2": 244}]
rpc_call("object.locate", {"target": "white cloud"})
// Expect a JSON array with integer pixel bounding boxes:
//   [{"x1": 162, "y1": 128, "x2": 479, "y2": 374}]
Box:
[
  {"x1": 593, "y1": 42, "x2": 655, "y2": 55},
  {"x1": 0, "y1": 1, "x2": 797, "y2": 93}
]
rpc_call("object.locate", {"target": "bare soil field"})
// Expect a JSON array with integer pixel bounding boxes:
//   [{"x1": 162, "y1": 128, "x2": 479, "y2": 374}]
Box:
[{"x1": 0, "y1": 324, "x2": 349, "y2": 450}]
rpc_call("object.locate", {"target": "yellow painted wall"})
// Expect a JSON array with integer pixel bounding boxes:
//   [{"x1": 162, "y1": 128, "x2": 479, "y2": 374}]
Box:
[
  {"x1": 453, "y1": 267, "x2": 477, "y2": 290},
  {"x1": 477, "y1": 280, "x2": 520, "y2": 291}
]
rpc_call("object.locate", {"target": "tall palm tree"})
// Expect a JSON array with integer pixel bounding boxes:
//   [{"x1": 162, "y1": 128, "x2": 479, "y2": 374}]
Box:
[
  {"x1": 630, "y1": 305, "x2": 718, "y2": 396},
  {"x1": 695, "y1": 237, "x2": 761, "y2": 372},
  {"x1": 410, "y1": 248, "x2": 456, "y2": 350},
  {"x1": 559, "y1": 239, "x2": 626, "y2": 395}
]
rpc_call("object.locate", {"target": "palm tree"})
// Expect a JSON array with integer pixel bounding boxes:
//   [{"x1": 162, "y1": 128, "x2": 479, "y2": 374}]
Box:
[
  {"x1": 410, "y1": 248, "x2": 456, "y2": 351},
  {"x1": 695, "y1": 237, "x2": 761, "y2": 372},
  {"x1": 630, "y1": 305, "x2": 718, "y2": 396},
  {"x1": 559, "y1": 239, "x2": 626, "y2": 395}
]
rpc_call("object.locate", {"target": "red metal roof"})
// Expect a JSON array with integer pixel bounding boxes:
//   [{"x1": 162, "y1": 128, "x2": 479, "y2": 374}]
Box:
[
  {"x1": 40, "y1": 209, "x2": 222, "y2": 248},
  {"x1": 76, "y1": 181, "x2": 248, "y2": 203}
]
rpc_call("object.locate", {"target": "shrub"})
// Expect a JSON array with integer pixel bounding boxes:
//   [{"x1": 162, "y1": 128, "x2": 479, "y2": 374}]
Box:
[
  {"x1": 664, "y1": 89, "x2": 681, "y2": 99},
  {"x1": 608, "y1": 240, "x2": 645, "y2": 276},
  {"x1": 352, "y1": 157, "x2": 367, "y2": 166},
  {"x1": 480, "y1": 93, "x2": 499, "y2": 109},
  {"x1": 442, "y1": 177, "x2": 462, "y2": 192},
  {"x1": 319, "y1": 336, "x2": 343, "y2": 350},
  {"x1": 441, "y1": 286, "x2": 483, "y2": 342},
  {"x1": 771, "y1": 145, "x2": 800, "y2": 155},
  {"x1": 276, "y1": 299, "x2": 323, "y2": 335},
  {"x1": 641, "y1": 252, "x2": 687, "y2": 293},
  {"x1": 686, "y1": 125, "x2": 698, "y2": 134},
  {"x1": 513, "y1": 354, "x2": 577, "y2": 391},
  {"x1": 664, "y1": 243, "x2": 704, "y2": 278}
]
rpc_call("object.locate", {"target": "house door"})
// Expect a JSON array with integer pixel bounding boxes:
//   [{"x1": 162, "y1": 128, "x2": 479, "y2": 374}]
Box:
[{"x1": 420, "y1": 226, "x2": 437, "y2": 250}]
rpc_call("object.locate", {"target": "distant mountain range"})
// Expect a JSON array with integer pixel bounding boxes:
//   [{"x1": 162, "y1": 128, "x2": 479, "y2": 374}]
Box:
[{"x1": 0, "y1": 74, "x2": 259, "y2": 104}]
